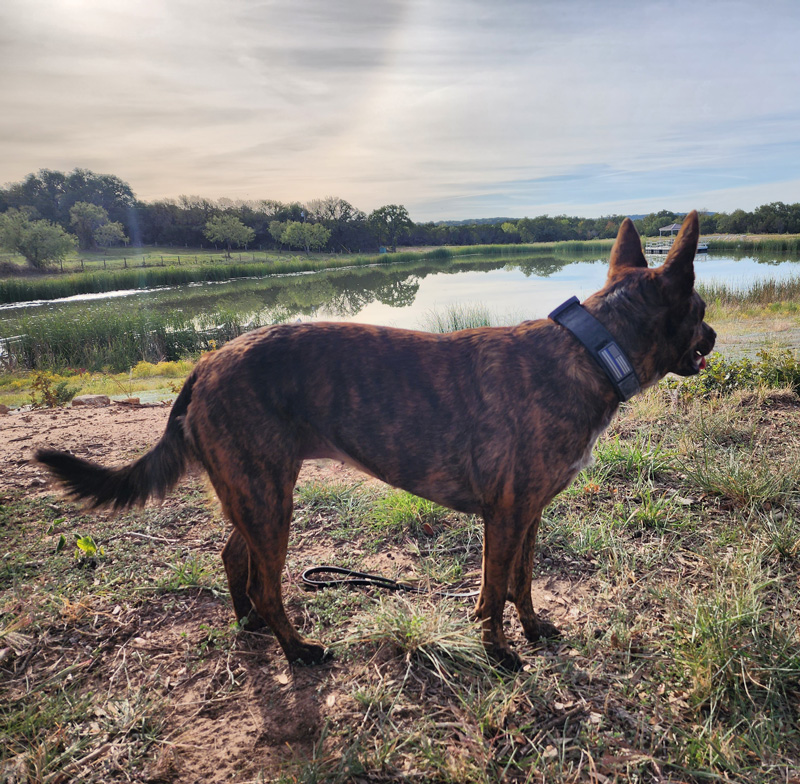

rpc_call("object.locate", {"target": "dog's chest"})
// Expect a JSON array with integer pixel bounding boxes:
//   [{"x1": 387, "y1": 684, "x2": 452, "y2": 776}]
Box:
[{"x1": 569, "y1": 419, "x2": 611, "y2": 476}]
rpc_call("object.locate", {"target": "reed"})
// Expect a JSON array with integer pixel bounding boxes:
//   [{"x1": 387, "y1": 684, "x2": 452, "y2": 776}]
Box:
[
  {"x1": 707, "y1": 235, "x2": 800, "y2": 253},
  {"x1": 7, "y1": 307, "x2": 275, "y2": 372},
  {"x1": 422, "y1": 303, "x2": 499, "y2": 332},
  {"x1": 698, "y1": 275, "x2": 800, "y2": 307}
]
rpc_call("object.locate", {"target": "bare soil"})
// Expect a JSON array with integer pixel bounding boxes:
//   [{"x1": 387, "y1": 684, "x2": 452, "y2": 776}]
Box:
[
  {"x1": 1, "y1": 402, "x2": 584, "y2": 783},
  {"x1": 0, "y1": 402, "x2": 359, "y2": 494}
]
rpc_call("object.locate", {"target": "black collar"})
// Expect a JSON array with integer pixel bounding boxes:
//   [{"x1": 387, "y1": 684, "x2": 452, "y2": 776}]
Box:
[{"x1": 548, "y1": 296, "x2": 641, "y2": 402}]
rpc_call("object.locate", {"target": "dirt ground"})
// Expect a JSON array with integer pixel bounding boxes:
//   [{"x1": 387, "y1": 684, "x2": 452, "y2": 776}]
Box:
[
  {"x1": 2, "y1": 401, "x2": 585, "y2": 782},
  {"x1": 0, "y1": 401, "x2": 359, "y2": 494}
]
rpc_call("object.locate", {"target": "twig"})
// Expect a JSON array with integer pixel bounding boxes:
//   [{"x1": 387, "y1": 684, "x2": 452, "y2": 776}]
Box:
[{"x1": 106, "y1": 531, "x2": 179, "y2": 544}]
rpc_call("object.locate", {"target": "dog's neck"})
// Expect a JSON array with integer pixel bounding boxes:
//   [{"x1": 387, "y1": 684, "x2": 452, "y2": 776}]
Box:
[{"x1": 548, "y1": 297, "x2": 641, "y2": 402}]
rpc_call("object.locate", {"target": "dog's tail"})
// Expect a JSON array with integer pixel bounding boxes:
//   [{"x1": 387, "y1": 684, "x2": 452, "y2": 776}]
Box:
[{"x1": 36, "y1": 371, "x2": 198, "y2": 510}]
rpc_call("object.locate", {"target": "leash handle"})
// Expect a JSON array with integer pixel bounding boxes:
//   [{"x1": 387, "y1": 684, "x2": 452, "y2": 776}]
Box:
[
  {"x1": 301, "y1": 565, "x2": 479, "y2": 599},
  {"x1": 301, "y1": 565, "x2": 421, "y2": 593}
]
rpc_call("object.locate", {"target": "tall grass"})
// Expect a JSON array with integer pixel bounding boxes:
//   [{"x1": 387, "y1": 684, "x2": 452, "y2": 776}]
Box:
[
  {"x1": 7, "y1": 307, "x2": 271, "y2": 372},
  {"x1": 422, "y1": 303, "x2": 499, "y2": 332},
  {"x1": 0, "y1": 254, "x2": 395, "y2": 305},
  {"x1": 698, "y1": 275, "x2": 800, "y2": 307},
  {"x1": 707, "y1": 235, "x2": 800, "y2": 253}
]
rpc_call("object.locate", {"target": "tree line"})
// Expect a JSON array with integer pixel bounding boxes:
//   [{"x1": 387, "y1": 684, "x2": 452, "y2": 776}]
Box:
[{"x1": 3, "y1": 168, "x2": 800, "y2": 269}]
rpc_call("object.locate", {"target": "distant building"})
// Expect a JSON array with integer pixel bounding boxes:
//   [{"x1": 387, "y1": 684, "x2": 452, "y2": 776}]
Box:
[{"x1": 659, "y1": 223, "x2": 683, "y2": 237}]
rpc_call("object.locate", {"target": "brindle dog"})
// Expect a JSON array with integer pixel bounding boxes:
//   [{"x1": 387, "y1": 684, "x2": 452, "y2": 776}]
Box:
[{"x1": 37, "y1": 211, "x2": 715, "y2": 669}]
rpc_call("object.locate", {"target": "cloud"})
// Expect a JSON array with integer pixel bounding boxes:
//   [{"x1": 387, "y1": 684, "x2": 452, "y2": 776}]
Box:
[{"x1": 2, "y1": 0, "x2": 800, "y2": 219}]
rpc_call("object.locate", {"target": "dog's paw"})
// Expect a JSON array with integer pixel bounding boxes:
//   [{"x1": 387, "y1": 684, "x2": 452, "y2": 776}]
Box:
[
  {"x1": 521, "y1": 616, "x2": 562, "y2": 642},
  {"x1": 289, "y1": 640, "x2": 331, "y2": 666},
  {"x1": 488, "y1": 644, "x2": 524, "y2": 672}
]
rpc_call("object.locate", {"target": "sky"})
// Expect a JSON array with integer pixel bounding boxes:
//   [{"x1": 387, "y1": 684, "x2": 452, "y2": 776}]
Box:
[{"x1": 2, "y1": 0, "x2": 800, "y2": 222}]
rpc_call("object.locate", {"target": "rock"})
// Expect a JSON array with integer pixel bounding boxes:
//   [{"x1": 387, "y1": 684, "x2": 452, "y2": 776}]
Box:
[{"x1": 71, "y1": 395, "x2": 111, "y2": 408}]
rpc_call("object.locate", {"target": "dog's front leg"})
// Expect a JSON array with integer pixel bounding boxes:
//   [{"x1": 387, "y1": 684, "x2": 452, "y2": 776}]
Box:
[
  {"x1": 507, "y1": 513, "x2": 561, "y2": 641},
  {"x1": 475, "y1": 506, "x2": 529, "y2": 670}
]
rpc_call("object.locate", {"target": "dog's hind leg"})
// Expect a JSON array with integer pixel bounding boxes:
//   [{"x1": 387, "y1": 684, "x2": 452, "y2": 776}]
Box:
[
  {"x1": 474, "y1": 506, "x2": 530, "y2": 670},
  {"x1": 507, "y1": 513, "x2": 561, "y2": 641},
  {"x1": 221, "y1": 529, "x2": 266, "y2": 631},
  {"x1": 215, "y1": 464, "x2": 327, "y2": 665}
]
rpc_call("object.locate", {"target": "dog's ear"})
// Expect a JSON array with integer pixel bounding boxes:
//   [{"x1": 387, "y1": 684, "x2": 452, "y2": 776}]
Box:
[
  {"x1": 608, "y1": 217, "x2": 647, "y2": 277},
  {"x1": 660, "y1": 210, "x2": 699, "y2": 297}
]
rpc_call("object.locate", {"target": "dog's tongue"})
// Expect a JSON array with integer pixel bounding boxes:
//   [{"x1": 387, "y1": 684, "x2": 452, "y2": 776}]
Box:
[{"x1": 699, "y1": 356, "x2": 707, "y2": 370}]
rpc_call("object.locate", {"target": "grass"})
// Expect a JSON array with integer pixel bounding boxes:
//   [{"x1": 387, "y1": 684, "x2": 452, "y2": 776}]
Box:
[
  {"x1": 0, "y1": 360, "x2": 191, "y2": 408},
  {"x1": 4, "y1": 370, "x2": 800, "y2": 781},
  {"x1": 705, "y1": 234, "x2": 800, "y2": 253},
  {"x1": 700, "y1": 275, "x2": 800, "y2": 312}
]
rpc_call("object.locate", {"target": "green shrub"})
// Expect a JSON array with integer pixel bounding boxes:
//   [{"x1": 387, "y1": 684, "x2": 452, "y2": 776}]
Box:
[{"x1": 672, "y1": 348, "x2": 800, "y2": 399}]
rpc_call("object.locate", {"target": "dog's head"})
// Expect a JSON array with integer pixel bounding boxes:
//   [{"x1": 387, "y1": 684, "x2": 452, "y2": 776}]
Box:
[{"x1": 589, "y1": 210, "x2": 716, "y2": 385}]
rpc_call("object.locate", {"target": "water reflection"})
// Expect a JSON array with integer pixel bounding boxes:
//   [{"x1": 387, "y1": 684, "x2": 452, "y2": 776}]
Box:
[{"x1": 2, "y1": 250, "x2": 799, "y2": 337}]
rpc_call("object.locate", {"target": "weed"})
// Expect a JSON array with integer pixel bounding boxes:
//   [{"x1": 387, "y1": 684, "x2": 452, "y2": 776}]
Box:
[
  {"x1": 624, "y1": 488, "x2": 677, "y2": 531},
  {"x1": 673, "y1": 348, "x2": 800, "y2": 399},
  {"x1": 593, "y1": 433, "x2": 674, "y2": 485},
  {"x1": 673, "y1": 559, "x2": 800, "y2": 721},
  {"x1": 28, "y1": 370, "x2": 80, "y2": 407},
  {"x1": 371, "y1": 490, "x2": 452, "y2": 537},
  {"x1": 73, "y1": 533, "x2": 104, "y2": 560},
  {"x1": 681, "y1": 445, "x2": 799, "y2": 510},
  {"x1": 423, "y1": 303, "x2": 499, "y2": 332},
  {"x1": 343, "y1": 595, "x2": 489, "y2": 682},
  {"x1": 158, "y1": 553, "x2": 218, "y2": 592}
]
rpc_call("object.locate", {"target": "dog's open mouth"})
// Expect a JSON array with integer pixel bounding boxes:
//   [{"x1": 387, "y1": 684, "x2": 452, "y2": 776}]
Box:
[{"x1": 694, "y1": 349, "x2": 707, "y2": 371}]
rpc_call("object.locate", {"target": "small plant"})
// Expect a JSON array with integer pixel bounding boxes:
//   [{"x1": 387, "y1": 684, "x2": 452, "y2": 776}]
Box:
[
  {"x1": 625, "y1": 488, "x2": 675, "y2": 530},
  {"x1": 371, "y1": 490, "x2": 450, "y2": 537},
  {"x1": 344, "y1": 595, "x2": 489, "y2": 682},
  {"x1": 681, "y1": 446, "x2": 798, "y2": 510},
  {"x1": 28, "y1": 370, "x2": 80, "y2": 408},
  {"x1": 74, "y1": 534, "x2": 103, "y2": 558},
  {"x1": 158, "y1": 554, "x2": 215, "y2": 591},
  {"x1": 593, "y1": 434, "x2": 673, "y2": 484},
  {"x1": 104, "y1": 368, "x2": 135, "y2": 399}
]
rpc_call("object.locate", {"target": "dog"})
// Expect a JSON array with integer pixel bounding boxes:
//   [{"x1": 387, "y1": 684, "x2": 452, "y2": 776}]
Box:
[{"x1": 36, "y1": 211, "x2": 715, "y2": 669}]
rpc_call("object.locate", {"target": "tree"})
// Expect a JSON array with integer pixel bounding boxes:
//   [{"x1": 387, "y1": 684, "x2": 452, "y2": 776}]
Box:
[
  {"x1": 0, "y1": 209, "x2": 76, "y2": 269},
  {"x1": 69, "y1": 202, "x2": 113, "y2": 249},
  {"x1": 367, "y1": 204, "x2": 413, "y2": 251},
  {"x1": 269, "y1": 220, "x2": 287, "y2": 247},
  {"x1": 0, "y1": 168, "x2": 136, "y2": 231},
  {"x1": 94, "y1": 221, "x2": 128, "y2": 250},
  {"x1": 280, "y1": 221, "x2": 331, "y2": 254},
  {"x1": 305, "y1": 196, "x2": 366, "y2": 251},
  {"x1": 204, "y1": 214, "x2": 255, "y2": 257}
]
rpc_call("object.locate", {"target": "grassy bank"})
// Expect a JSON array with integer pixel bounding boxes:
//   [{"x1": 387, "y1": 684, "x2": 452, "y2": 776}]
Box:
[
  {"x1": 705, "y1": 234, "x2": 800, "y2": 253},
  {"x1": 699, "y1": 275, "x2": 800, "y2": 315},
  {"x1": 2, "y1": 375, "x2": 799, "y2": 781},
  {"x1": 0, "y1": 241, "x2": 611, "y2": 306}
]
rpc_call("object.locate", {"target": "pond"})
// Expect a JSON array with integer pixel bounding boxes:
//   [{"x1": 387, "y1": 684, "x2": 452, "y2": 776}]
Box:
[{"x1": 3, "y1": 249, "x2": 800, "y2": 337}]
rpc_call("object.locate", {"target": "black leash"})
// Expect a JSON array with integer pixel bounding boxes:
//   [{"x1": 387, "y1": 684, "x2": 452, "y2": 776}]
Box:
[{"x1": 301, "y1": 565, "x2": 479, "y2": 599}]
